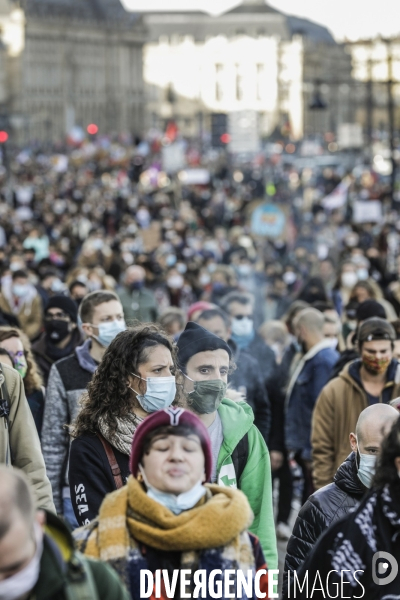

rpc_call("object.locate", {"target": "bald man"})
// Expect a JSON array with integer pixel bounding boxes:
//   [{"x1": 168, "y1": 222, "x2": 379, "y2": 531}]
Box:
[
  {"x1": 0, "y1": 466, "x2": 129, "y2": 599},
  {"x1": 283, "y1": 403, "x2": 399, "y2": 595},
  {"x1": 285, "y1": 308, "x2": 340, "y2": 504},
  {"x1": 118, "y1": 265, "x2": 158, "y2": 324}
]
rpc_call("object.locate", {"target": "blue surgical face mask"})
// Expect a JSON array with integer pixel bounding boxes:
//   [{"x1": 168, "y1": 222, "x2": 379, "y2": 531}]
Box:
[
  {"x1": 357, "y1": 447, "x2": 377, "y2": 489},
  {"x1": 139, "y1": 467, "x2": 206, "y2": 514},
  {"x1": 92, "y1": 319, "x2": 126, "y2": 347},
  {"x1": 132, "y1": 373, "x2": 176, "y2": 413}
]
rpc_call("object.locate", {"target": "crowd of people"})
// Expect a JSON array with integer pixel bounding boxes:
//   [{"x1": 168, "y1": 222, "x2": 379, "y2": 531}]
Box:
[{"x1": 2, "y1": 139, "x2": 400, "y2": 598}]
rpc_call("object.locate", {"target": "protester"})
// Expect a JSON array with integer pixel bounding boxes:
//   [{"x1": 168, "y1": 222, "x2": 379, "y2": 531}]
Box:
[
  {"x1": 349, "y1": 279, "x2": 397, "y2": 320},
  {"x1": 41, "y1": 290, "x2": 125, "y2": 522},
  {"x1": 158, "y1": 306, "x2": 186, "y2": 337},
  {"x1": 283, "y1": 403, "x2": 399, "y2": 594},
  {"x1": 312, "y1": 317, "x2": 400, "y2": 489},
  {"x1": 0, "y1": 269, "x2": 43, "y2": 340},
  {"x1": 31, "y1": 295, "x2": 83, "y2": 385},
  {"x1": 176, "y1": 321, "x2": 278, "y2": 572},
  {"x1": 197, "y1": 307, "x2": 271, "y2": 443},
  {"x1": 330, "y1": 298, "x2": 387, "y2": 379},
  {"x1": 69, "y1": 324, "x2": 177, "y2": 526},
  {"x1": 0, "y1": 466, "x2": 129, "y2": 600},
  {"x1": 285, "y1": 308, "x2": 339, "y2": 503},
  {"x1": 0, "y1": 326, "x2": 45, "y2": 435},
  {"x1": 68, "y1": 279, "x2": 89, "y2": 306},
  {"x1": 285, "y1": 414, "x2": 400, "y2": 599},
  {"x1": 74, "y1": 408, "x2": 270, "y2": 599},
  {"x1": 0, "y1": 361, "x2": 54, "y2": 511},
  {"x1": 119, "y1": 265, "x2": 158, "y2": 323},
  {"x1": 219, "y1": 291, "x2": 277, "y2": 384}
]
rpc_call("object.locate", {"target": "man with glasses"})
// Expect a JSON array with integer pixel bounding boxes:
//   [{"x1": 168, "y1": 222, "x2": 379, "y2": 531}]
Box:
[
  {"x1": 41, "y1": 290, "x2": 126, "y2": 525},
  {"x1": 32, "y1": 296, "x2": 83, "y2": 385}
]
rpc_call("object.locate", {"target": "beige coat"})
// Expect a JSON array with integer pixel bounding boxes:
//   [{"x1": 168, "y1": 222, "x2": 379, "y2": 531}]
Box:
[
  {"x1": 0, "y1": 363, "x2": 55, "y2": 512},
  {"x1": 0, "y1": 292, "x2": 43, "y2": 341},
  {"x1": 311, "y1": 361, "x2": 400, "y2": 490}
]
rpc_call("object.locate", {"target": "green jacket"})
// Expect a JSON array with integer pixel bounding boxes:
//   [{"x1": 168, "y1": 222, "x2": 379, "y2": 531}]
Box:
[
  {"x1": 33, "y1": 511, "x2": 129, "y2": 600},
  {"x1": 118, "y1": 286, "x2": 158, "y2": 324},
  {"x1": 216, "y1": 398, "x2": 278, "y2": 573},
  {"x1": 0, "y1": 364, "x2": 55, "y2": 512}
]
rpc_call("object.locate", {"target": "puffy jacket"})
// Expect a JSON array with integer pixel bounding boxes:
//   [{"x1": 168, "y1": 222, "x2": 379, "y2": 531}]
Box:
[
  {"x1": 282, "y1": 452, "x2": 365, "y2": 597},
  {"x1": 285, "y1": 341, "x2": 339, "y2": 461},
  {"x1": 42, "y1": 340, "x2": 97, "y2": 513},
  {"x1": 312, "y1": 359, "x2": 400, "y2": 489},
  {"x1": 0, "y1": 363, "x2": 55, "y2": 512}
]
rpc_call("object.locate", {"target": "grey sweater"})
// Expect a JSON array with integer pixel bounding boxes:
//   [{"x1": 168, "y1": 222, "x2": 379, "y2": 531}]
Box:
[{"x1": 41, "y1": 340, "x2": 97, "y2": 513}]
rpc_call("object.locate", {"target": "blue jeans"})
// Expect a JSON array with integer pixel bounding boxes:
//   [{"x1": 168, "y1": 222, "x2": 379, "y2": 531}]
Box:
[{"x1": 63, "y1": 497, "x2": 79, "y2": 530}]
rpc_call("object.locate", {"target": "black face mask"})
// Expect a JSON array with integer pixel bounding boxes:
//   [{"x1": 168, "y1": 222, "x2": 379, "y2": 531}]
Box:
[{"x1": 45, "y1": 320, "x2": 71, "y2": 342}]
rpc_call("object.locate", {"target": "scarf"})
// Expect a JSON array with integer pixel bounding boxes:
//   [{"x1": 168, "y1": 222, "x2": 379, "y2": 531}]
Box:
[
  {"x1": 75, "y1": 477, "x2": 256, "y2": 598},
  {"x1": 316, "y1": 484, "x2": 400, "y2": 598},
  {"x1": 97, "y1": 414, "x2": 143, "y2": 456}
]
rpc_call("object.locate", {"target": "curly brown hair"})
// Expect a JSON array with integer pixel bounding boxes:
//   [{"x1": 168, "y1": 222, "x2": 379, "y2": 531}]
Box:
[
  {"x1": 70, "y1": 323, "x2": 177, "y2": 439},
  {"x1": 0, "y1": 327, "x2": 43, "y2": 395}
]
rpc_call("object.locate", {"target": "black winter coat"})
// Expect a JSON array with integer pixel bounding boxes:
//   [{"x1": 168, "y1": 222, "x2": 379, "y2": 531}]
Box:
[
  {"x1": 69, "y1": 432, "x2": 130, "y2": 526},
  {"x1": 228, "y1": 339, "x2": 271, "y2": 443},
  {"x1": 282, "y1": 452, "x2": 366, "y2": 596}
]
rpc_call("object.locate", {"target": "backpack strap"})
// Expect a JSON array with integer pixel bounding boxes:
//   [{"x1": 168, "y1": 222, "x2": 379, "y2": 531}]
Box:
[
  {"x1": 0, "y1": 364, "x2": 12, "y2": 465},
  {"x1": 64, "y1": 551, "x2": 100, "y2": 600},
  {"x1": 231, "y1": 433, "x2": 249, "y2": 486},
  {"x1": 96, "y1": 432, "x2": 124, "y2": 490}
]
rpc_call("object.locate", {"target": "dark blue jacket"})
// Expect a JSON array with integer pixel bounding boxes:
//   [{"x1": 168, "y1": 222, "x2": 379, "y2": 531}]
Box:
[{"x1": 285, "y1": 343, "x2": 339, "y2": 460}]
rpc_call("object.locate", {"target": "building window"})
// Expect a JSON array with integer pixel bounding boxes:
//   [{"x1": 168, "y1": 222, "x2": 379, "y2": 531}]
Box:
[
  {"x1": 236, "y1": 64, "x2": 244, "y2": 101},
  {"x1": 257, "y1": 63, "x2": 265, "y2": 101},
  {"x1": 215, "y1": 63, "x2": 223, "y2": 101}
]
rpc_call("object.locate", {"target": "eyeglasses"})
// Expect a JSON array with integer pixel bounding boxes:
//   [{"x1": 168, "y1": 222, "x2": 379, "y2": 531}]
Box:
[{"x1": 45, "y1": 311, "x2": 70, "y2": 321}]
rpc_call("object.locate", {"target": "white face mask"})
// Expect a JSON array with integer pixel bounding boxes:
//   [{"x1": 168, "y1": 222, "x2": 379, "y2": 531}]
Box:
[
  {"x1": 231, "y1": 316, "x2": 253, "y2": 338},
  {"x1": 325, "y1": 337, "x2": 339, "y2": 350},
  {"x1": 341, "y1": 272, "x2": 358, "y2": 289},
  {"x1": 357, "y1": 451, "x2": 377, "y2": 488},
  {"x1": 139, "y1": 467, "x2": 206, "y2": 514},
  {"x1": 0, "y1": 522, "x2": 43, "y2": 600}
]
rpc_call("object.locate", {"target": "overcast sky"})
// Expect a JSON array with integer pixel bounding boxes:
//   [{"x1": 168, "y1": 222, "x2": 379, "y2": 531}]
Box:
[{"x1": 122, "y1": 0, "x2": 400, "y2": 42}]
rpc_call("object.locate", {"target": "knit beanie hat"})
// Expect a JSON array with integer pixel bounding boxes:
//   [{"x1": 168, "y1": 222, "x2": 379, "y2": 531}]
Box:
[
  {"x1": 357, "y1": 317, "x2": 396, "y2": 344},
  {"x1": 46, "y1": 295, "x2": 78, "y2": 323},
  {"x1": 130, "y1": 407, "x2": 213, "y2": 481},
  {"x1": 177, "y1": 321, "x2": 232, "y2": 370},
  {"x1": 356, "y1": 300, "x2": 386, "y2": 322}
]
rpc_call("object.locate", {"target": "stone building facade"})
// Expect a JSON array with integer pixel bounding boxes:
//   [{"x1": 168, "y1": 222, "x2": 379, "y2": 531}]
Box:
[
  {"x1": 0, "y1": 0, "x2": 146, "y2": 142},
  {"x1": 142, "y1": 0, "x2": 353, "y2": 140}
]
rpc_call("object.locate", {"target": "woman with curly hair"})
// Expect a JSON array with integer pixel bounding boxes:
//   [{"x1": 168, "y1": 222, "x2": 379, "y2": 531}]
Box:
[
  {"x1": 0, "y1": 326, "x2": 44, "y2": 435},
  {"x1": 69, "y1": 324, "x2": 177, "y2": 527}
]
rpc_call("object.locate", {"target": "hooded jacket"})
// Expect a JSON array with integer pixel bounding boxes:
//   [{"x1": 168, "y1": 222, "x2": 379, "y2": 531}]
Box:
[
  {"x1": 33, "y1": 511, "x2": 129, "y2": 600},
  {"x1": 312, "y1": 359, "x2": 400, "y2": 490},
  {"x1": 282, "y1": 452, "x2": 366, "y2": 597},
  {"x1": 0, "y1": 363, "x2": 55, "y2": 512},
  {"x1": 42, "y1": 339, "x2": 97, "y2": 513},
  {"x1": 216, "y1": 398, "x2": 278, "y2": 574}
]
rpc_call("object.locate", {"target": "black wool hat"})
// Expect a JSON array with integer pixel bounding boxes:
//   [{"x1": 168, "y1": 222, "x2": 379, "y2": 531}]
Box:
[
  {"x1": 177, "y1": 322, "x2": 232, "y2": 369},
  {"x1": 46, "y1": 295, "x2": 78, "y2": 323},
  {"x1": 356, "y1": 300, "x2": 386, "y2": 323}
]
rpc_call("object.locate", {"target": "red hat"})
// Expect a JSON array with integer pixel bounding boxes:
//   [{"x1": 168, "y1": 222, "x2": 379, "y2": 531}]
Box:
[
  {"x1": 187, "y1": 301, "x2": 215, "y2": 321},
  {"x1": 129, "y1": 407, "x2": 213, "y2": 482}
]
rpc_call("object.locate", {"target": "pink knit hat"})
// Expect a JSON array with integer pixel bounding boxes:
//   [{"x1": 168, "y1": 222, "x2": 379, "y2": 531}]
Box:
[{"x1": 129, "y1": 407, "x2": 213, "y2": 482}]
